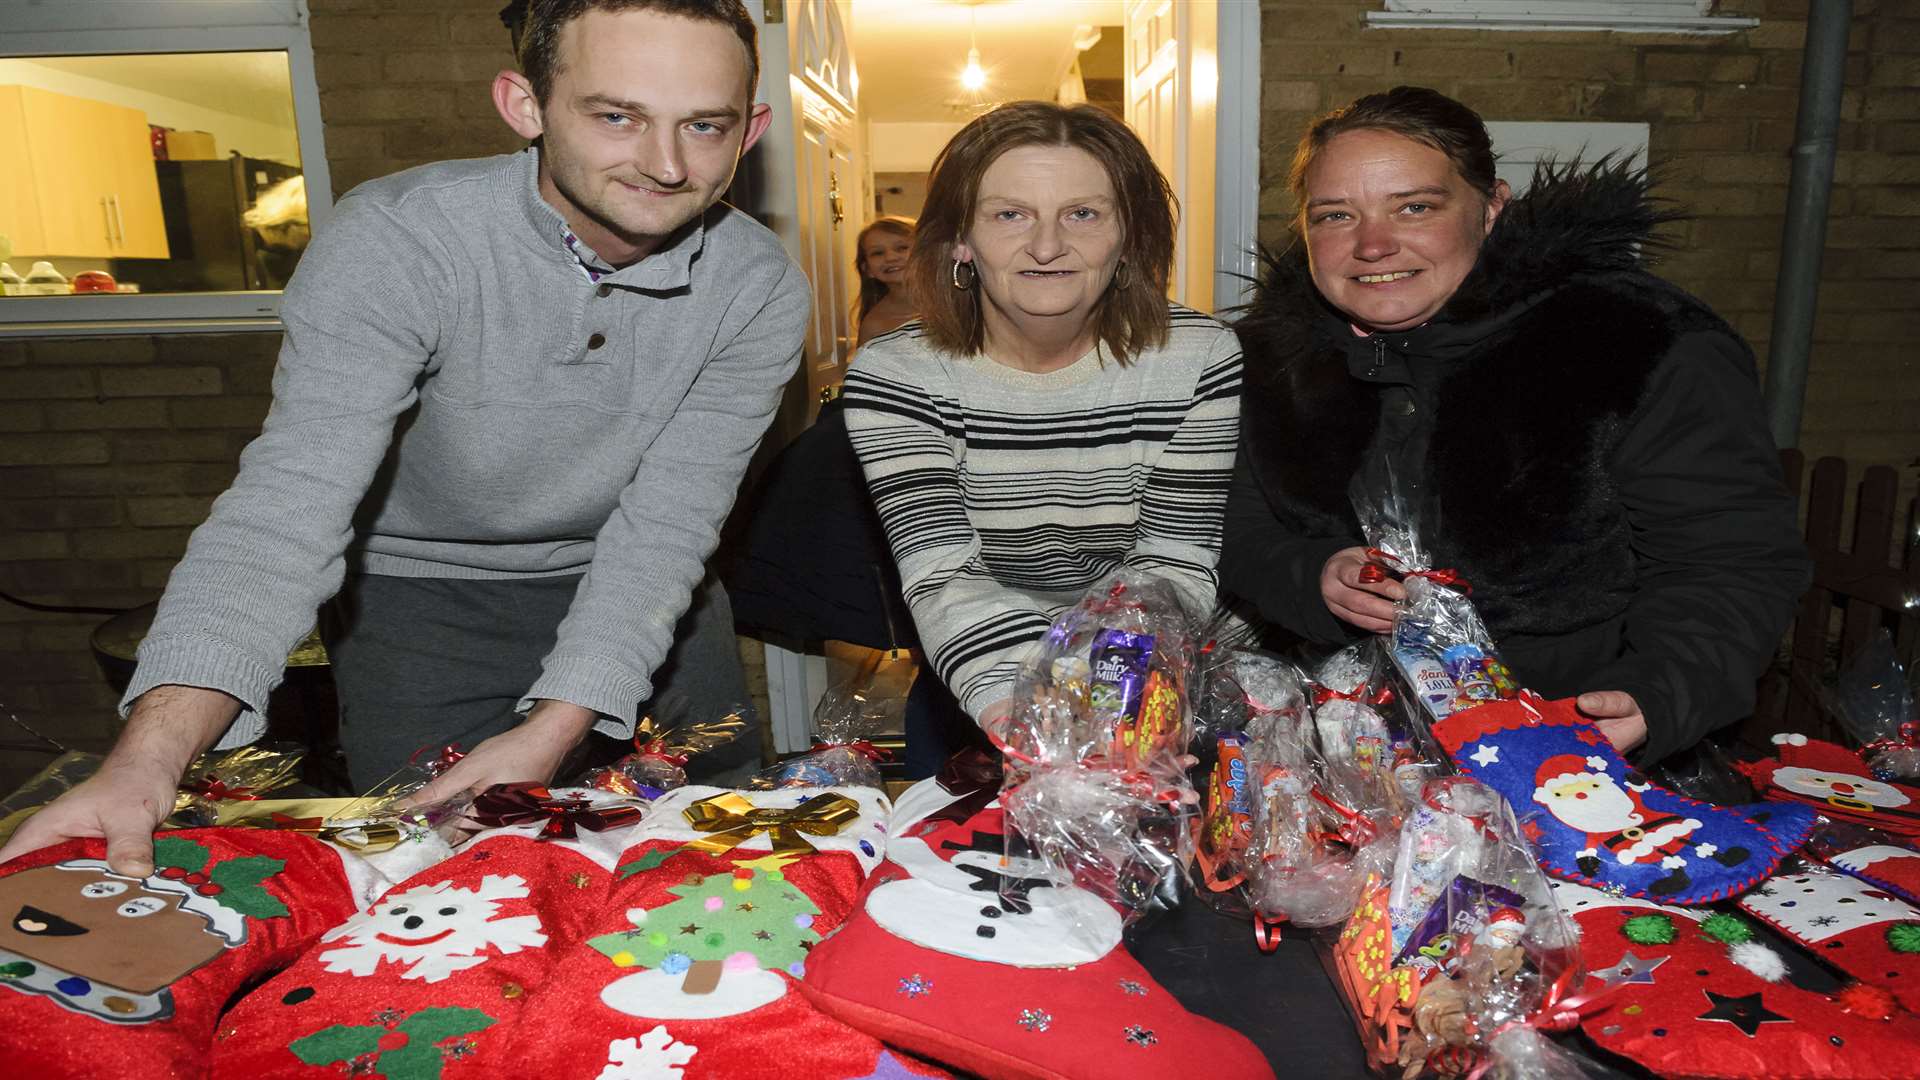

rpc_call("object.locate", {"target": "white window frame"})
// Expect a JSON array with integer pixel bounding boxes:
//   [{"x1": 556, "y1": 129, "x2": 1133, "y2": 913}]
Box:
[
  {"x1": 0, "y1": 0, "x2": 332, "y2": 337},
  {"x1": 1368, "y1": 1, "x2": 1759, "y2": 33}
]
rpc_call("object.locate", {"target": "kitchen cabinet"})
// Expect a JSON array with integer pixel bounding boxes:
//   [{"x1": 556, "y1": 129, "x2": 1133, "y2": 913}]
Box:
[{"x1": 0, "y1": 85, "x2": 171, "y2": 260}]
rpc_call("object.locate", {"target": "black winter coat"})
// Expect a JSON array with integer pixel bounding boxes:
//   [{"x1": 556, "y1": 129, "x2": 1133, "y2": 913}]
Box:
[{"x1": 1220, "y1": 162, "x2": 1810, "y2": 765}]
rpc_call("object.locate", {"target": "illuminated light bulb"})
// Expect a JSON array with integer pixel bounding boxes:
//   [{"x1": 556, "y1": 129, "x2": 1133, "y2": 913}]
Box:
[{"x1": 961, "y1": 46, "x2": 986, "y2": 91}]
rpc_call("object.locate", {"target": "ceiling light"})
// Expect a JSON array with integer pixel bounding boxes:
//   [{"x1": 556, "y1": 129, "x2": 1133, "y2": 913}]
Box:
[{"x1": 961, "y1": 46, "x2": 986, "y2": 91}]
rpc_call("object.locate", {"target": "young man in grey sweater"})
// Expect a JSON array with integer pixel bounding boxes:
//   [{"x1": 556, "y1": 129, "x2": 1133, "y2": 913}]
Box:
[{"x1": 0, "y1": 0, "x2": 809, "y2": 876}]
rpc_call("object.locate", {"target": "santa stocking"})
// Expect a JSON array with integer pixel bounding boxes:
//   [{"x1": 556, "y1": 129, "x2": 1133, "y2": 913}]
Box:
[
  {"x1": 1550, "y1": 878, "x2": 1920, "y2": 1079},
  {"x1": 0, "y1": 829, "x2": 380, "y2": 1079},
  {"x1": 211, "y1": 787, "x2": 647, "y2": 1080},
  {"x1": 800, "y1": 778, "x2": 1274, "y2": 1080},
  {"x1": 496, "y1": 784, "x2": 947, "y2": 1080},
  {"x1": 1736, "y1": 734, "x2": 1920, "y2": 837},
  {"x1": 1805, "y1": 821, "x2": 1920, "y2": 906},
  {"x1": 1432, "y1": 695, "x2": 1815, "y2": 904},
  {"x1": 1737, "y1": 861, "x2": 1920, "y2": 1014}
]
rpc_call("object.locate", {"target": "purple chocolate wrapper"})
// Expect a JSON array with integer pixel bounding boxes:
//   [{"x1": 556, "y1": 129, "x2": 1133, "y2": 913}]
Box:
[
  {"x1": 1393, "y1": 875, "x2": 1525, "y2": 969},
  {"x1": 1089, "y1": 626, "x2": 1156, "y2": 728}
]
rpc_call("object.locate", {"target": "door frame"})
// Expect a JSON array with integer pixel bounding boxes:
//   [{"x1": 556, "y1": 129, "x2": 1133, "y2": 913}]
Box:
[{"x1": 1214, "y1": 0, "x2": 1261, "y2": 313}]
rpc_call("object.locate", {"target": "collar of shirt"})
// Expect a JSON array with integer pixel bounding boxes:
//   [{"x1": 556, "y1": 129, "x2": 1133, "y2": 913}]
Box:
[{"x1": 508, "y1": 146, "x2": 707, "y2": 291}]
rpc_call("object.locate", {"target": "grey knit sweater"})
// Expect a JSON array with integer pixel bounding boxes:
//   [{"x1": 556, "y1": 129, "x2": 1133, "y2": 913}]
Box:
[{"x1": 124, "y1": 148, "x2": 809, "y2": 744}]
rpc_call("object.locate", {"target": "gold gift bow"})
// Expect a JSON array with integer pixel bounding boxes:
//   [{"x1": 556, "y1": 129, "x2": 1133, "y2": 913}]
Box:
[
  {"x1": 211, "y1": 797, "x2": 413, "y2": 854},
  {"x1": 682, "y1": 792, "x2": 861, "y2": 859}
]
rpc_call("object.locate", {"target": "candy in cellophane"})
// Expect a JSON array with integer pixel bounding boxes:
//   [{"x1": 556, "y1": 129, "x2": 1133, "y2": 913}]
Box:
[
  {"x1": 992, "y1": 571, "x2": 1200, "y2": 948},
  {"x1": 752, "y1": 696, "x2": 887, "y2": 790},
  {"x1": 1350, "y1": 470, "x2": 1520, "y2": 732},
  {"x1": 1191, "y1": 646, "x2": 1310, "y2": 908},
  {"x1": 1331, "y1": 777, "x2": 1587, "y2": 1079},
  {"x1": 167, "y1": 743, "x2": 307, "y2": 827},
  {"x1": 1313, "y1": 641, "x2": 1442, "y2": 817},
  {"x1": 584, "y1": 707, "x2": 750, "y2": 795},
  {"x1": 1831, "y1": 628, "x2": 1920, "y2": 781}
]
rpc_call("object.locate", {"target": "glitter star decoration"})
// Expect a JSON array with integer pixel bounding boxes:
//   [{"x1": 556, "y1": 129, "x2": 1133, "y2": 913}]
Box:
[
  {"x1": 1018, "y1": 1008, "x2": 1052, "y2": 1033},
  {"x1": 1124, "y1": 1025, "x2": 1159, "y2": 1047},
  {"x1": 1118, "y1": 979, "x2": 1147, "y2": 996},
  {"x1": 753, "y1": 930, "x2": 773, "y2": 940},
  {"x1": 679, "y1": 923, "x2": 702, "y2": 935},
  {"x1": 737, "y1": 902, "x2": 757, "y2": 912},
  {"x1": 1595, "y1": 950, "x2": 1667, "y2": 988},
  {"x1": 442, "y1": 1039, "x2": 477, "y2": 1061},
  {"x1": 569, "y1": 872, "x2": 591, "y2": 888},
  {"x1": 372, "y1": 1008, "x2": 404, "y2": 1025},
  {"x1": 898, "y1": 974, "x2": 932, "y2": 998},
  {"x1": 471, "y1": 850, "x2": 493, "y2": 861},
  {"x1": 501, "y1": 982, "x2": 525, "y2": 1000},
  {"x1": 1697, "y1": 989, "x2": 1790, "y2": 1037},
  {"x1": 1811, "y1": 915, "x2": 1839, "y2": 927}
]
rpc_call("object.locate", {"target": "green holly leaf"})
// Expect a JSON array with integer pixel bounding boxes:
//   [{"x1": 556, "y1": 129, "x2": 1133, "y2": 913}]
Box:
[
  {"x1": 397, "y1": 1006, "x2": 495, "y2": 1046},
  {"x1": 617, "y1": 847, "x2": 681, "y2": 879},
  {"x1": 152, "y1": 836, "x2": 210, "y2": 875},
  {"x1": 375, "y1": 1042, "x2": 448, "y2": 1080},
  {"x1": 209, "y1": 855, "x2": 290, "y2": 919},
  {"x1": 289, "y1": 1023, "x2": 384, "y2": 1065}
]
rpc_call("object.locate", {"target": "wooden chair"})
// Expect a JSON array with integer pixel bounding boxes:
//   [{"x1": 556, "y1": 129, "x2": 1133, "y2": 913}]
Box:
[{"x1": 1746, "y1": 451, "x2": 1919, "y2": 747}]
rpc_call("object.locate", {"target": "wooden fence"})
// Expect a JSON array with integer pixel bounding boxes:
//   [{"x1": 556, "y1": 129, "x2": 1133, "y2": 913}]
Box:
[{"x1": 1747, "y1": 451, "x2": 1920, "y2": 746}]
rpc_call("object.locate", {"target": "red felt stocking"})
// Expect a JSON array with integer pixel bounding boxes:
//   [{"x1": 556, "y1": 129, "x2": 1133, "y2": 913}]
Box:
[
  {"x1": 1737, "y1": 734, "x2": 1920, "y2": 837},
  {"x1": 500, "y1": 784, "x2": 947, "y2": 1080},
  {"x1": 1738, "y1": 861, "x2": 1920, "y2": 1014},
  {"x1": 801, "y1": 778, "x2": 1274, "y2": 1080},
  {"x1": 1550, "y1": 877, "x2": 1920, "y2": 1079},
  {"x1": 1807, "y1": 822, "x2": 1920, "y2": 906},
  {"x1": 0, "y1": 829, "x2": 371, "y2": 1079}
]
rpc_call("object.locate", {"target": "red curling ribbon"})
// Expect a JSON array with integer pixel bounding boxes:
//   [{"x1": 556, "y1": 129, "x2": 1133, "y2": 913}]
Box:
[
  {"x1": 409, "y1": 743, "x2": 467, "y2": 775},
  {"x1": 1309, "y1": 787, "x2": 1378, "y2": 848},
  {"x1": 818, "y1": 740, "x2": 890, "y2": 763},
  {"x1": 1356, "y1": 548, "x2": 1472, "y2": 593},
  {"x1": 1866, "y1": 721, "x2": 1920, "y2": 756},
  {"x1": 1253, "y1": 913, "x2": 1286, "y2": 953},
  {"x1": 268, "y1": 812, "x2": 326, "y2": 831},
  {"x1": 1312, "y1": 684, "x2": 1397, "y2": 708},
  {"x1": 469, "y1": 782, "x2": 644, "y2": 840},
  {"x1": 634, "y1": 739, "x2": 690, "y2": 768},
  {"x1": 185, "y1": 777, "x2": 260, "y2": 801}
]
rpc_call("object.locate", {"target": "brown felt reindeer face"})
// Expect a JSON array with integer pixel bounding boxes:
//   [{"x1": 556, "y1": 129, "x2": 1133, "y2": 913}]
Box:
[{"x1": 0, "y1": 865, "x2": 229, "y2": 994}]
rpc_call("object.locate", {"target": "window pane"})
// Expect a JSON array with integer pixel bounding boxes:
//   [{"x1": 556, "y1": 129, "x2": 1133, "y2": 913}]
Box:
[{"x1": 0, "y1": 51, "x2": 306, "y2": 301}]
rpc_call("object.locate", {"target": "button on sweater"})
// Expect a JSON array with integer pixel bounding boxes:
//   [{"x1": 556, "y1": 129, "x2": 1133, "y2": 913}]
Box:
[{"x1": 124, "y1": 148, "x2": 810, "y2": 743}]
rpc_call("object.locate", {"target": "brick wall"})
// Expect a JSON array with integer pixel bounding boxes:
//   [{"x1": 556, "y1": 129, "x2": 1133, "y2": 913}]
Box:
[{"x1": 1257, "y1": 0, "x2": 1920, "y2": 498}]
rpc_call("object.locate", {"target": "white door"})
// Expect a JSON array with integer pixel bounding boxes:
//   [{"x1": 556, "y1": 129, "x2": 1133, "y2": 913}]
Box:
[{"x1": 1124, "y1": 0, "x2": 1216, "y2": 314}]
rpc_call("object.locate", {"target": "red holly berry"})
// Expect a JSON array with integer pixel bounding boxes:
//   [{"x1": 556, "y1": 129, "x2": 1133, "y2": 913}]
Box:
[
  {"x1": 158, "y1": 867, "x2": 188, "y2": 880},
  {"x1": 377, "y1": 1031, "x2": 409, "y2": 1052},
  {"x1": 195, "y1": 883, "x2": 224, "y2": 896},
  {"x1": 732, "y1": 869, "x2": 754, "y2": 881},
  {"x1": 184, "y1": 872, "x2": 208, "y2": 885}
]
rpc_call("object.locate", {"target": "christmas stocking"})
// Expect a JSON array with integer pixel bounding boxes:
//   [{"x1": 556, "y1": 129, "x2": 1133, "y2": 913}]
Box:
[
  {"x1": 1433, "y1": 695, "x2": 1815, "y2": 904},
  {"x1": 1551, "y1": 877, "x2": 1920, "y2": 1079},
  {"x1": 1736, "y1": 734, "x2": 1920, "y2": 837},
  {"x1": 478, "y1": 783, "x2": 944, "y2": 1080},
  {"x1": 211, "y1": 786, "x2": 649, "y2": 1080},
  {"x1": 1805, "y1": 821, "x2": 1920, "y2": 906},
  {"x1": 800, "y1": 778, "x2": 1275, "y2": 1080},
  {"x1": 1737, "y1": 861, "x2": 1920, "y2": 1014},
  {"x1": 0, "y1": 829, "x2": 379, "y2": 1079}
]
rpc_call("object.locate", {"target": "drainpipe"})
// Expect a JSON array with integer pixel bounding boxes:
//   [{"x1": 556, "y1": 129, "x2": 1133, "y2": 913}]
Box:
[{"x1": 1763, "y1": 0, "x2": 1853, "y2": 448}]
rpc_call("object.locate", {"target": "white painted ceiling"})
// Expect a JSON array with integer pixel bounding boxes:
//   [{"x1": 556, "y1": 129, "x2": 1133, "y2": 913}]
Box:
[{"x1": 850, "y1": 0, "x2": 1124, "y2": 123}]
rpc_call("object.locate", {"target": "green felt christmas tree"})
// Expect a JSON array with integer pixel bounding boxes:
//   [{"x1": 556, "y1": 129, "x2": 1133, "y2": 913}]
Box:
[{"x1": 588, "y1": 866, "x2": 822, "y2": 993}]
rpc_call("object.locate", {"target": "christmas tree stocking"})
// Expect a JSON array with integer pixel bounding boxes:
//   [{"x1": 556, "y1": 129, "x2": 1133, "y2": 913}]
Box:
[
  {"x1": 1550, "y1": 877, "x2": 1920, "y2": 1079},
  {"x1": 1432, "y1": 695, "x2": 1816, "y2": 904},
  {"x1": 498, "y1": 784, "x2": 949, "y2": 1080},
  {"x1": 1737, "y1": 861, "x2": 1920, "y2": 1014},
  {"x1": 1736, "y1": 734, "x2": 1920, "y2": 837},
  {"x1": 1805, "y1": 822, "x2": 1920, "y2": 906},
  {"x1": 211, "y1": 786, "x2": 649, "y2": 1080},
  {"x1": 800, "y1": 778, "x2": 1275, "y2": 1080},
  {"x1": 0, "y1": 829, "x2": 376, "y2": 1079}
]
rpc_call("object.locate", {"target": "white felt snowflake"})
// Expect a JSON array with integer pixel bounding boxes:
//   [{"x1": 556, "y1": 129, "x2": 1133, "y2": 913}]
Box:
[
  {"x1": 599, "y1": 1026, "x2": 698, "y2": 1080},
  {"x1": 1469, "y1": 743, "x2": 1501, "y2": 767},
  {"x1": 318, "y1": 874, "x2": 548, "y2": 983}
]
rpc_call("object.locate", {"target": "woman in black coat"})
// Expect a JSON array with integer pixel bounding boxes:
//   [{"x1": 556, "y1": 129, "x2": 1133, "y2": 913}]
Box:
[{"x1": 1221, "y1": 86, "x2": 1809, "y2": 765}]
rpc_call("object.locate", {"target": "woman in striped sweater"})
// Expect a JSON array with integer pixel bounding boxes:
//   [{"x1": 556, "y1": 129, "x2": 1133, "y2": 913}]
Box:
[{"x1": 842, "y1": 101, "x2": 1242, "y2": 755}]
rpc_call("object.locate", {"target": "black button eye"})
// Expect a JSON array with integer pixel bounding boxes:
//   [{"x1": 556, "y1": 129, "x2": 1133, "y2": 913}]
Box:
[
  {"x1": 391, "y1": 906, "x2": 409, "y2": 915},
  {"x1": 439, "y1": 907, "x2": 458, "y2": 916}
]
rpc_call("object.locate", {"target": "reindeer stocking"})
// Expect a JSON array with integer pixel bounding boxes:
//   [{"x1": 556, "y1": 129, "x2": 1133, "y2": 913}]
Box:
[
  {"x1": 0, "y1": 828, "x2": 396, "y2": 1079},
  {"x1": 800, "y1": 778, "x2": 1274, "y2": 1080}
]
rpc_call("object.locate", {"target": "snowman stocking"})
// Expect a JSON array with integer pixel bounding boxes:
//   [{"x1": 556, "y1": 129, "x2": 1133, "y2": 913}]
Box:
[
  {"x1": 494, "y1": 785, "x2": 947, "y2": 1080},
  {"x1": 800, "y1": 778, "x2": 1274, "y2": 1080},
  {"x1": 1549, "y1": 878, "x2": 1920, "y2": 1079},
  {"x1": 1737, "y1": 861, "x2": 1920, "y2": 1013},
  {"x1": 1805, "y1": 821, "x2": 1920, "y2": 906},
  {"x1": 1432, "y1": 695, "x2": 1815, "y2": 904},
  {"x1": 1736, "y1": 734, "x2": 1920, "y2": 837},
  {"x1": 0, "y1": 829, "x2": 377, "y2": 1079},
  {"x1": 211, "y1": 786, "x2": 648, "y2": 1080}
]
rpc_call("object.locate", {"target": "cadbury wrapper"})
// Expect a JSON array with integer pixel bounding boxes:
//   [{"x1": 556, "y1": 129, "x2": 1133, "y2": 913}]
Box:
[
  {"x1": 1089, "y1": 627, "x2": 1154, "y2": 752},
  {"x1": 1393, "y1": 875, "x2": 1527, "y2": 971}
]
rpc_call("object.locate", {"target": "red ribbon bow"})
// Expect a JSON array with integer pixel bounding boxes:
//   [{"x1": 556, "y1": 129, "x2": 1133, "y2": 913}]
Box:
[
  {"x1": 185, "y1": 777, "x2": 260, "y2": 801},
  {"x1": 469, "y1": 782, "x2": 644, "y2": 840},
  {"x1": 1311, "y1": 683, "x2": 1397, "y2": 708},
  {"x1": 634, "y1": 738, "x2": 690, "y2": 768},
  {"x1": 1356, "y1": 548, "x2": 1472, "y2": 593},
  {"x1": 409, "y1": 744, "x2": 467, "y2": 775},
  {"x1": 1866, "y1": 721, "x2": 1920, "y2": 756}
]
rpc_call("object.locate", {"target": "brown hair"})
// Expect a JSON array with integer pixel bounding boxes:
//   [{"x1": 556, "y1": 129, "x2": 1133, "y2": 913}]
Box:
[
  {"x1": 854, "y1": 216, "x2": 915, "y2": 322},
  {"x1": 907, "y1": 101, "x2": 1176, "y2": 363},
  {"x1": 511, "y1": 0, "x2": 759, "y2": 104},
  {"x1": 1288, "y1": 85, "x2": 1498, "y2": 223}
]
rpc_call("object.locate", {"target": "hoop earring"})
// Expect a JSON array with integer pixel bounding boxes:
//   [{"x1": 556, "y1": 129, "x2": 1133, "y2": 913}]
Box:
[
  {"x1": 951, "y1": 259, "x2": 976, "y2": 290},
  {"x1": 1112, "y1": 260, "x2": 1132, "y2": 290}
]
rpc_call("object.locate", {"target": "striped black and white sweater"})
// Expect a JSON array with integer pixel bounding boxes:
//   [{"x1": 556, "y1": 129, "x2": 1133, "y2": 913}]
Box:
[{"x1": 842, "y1": 305, "x2": 1243, "y2": 719}]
